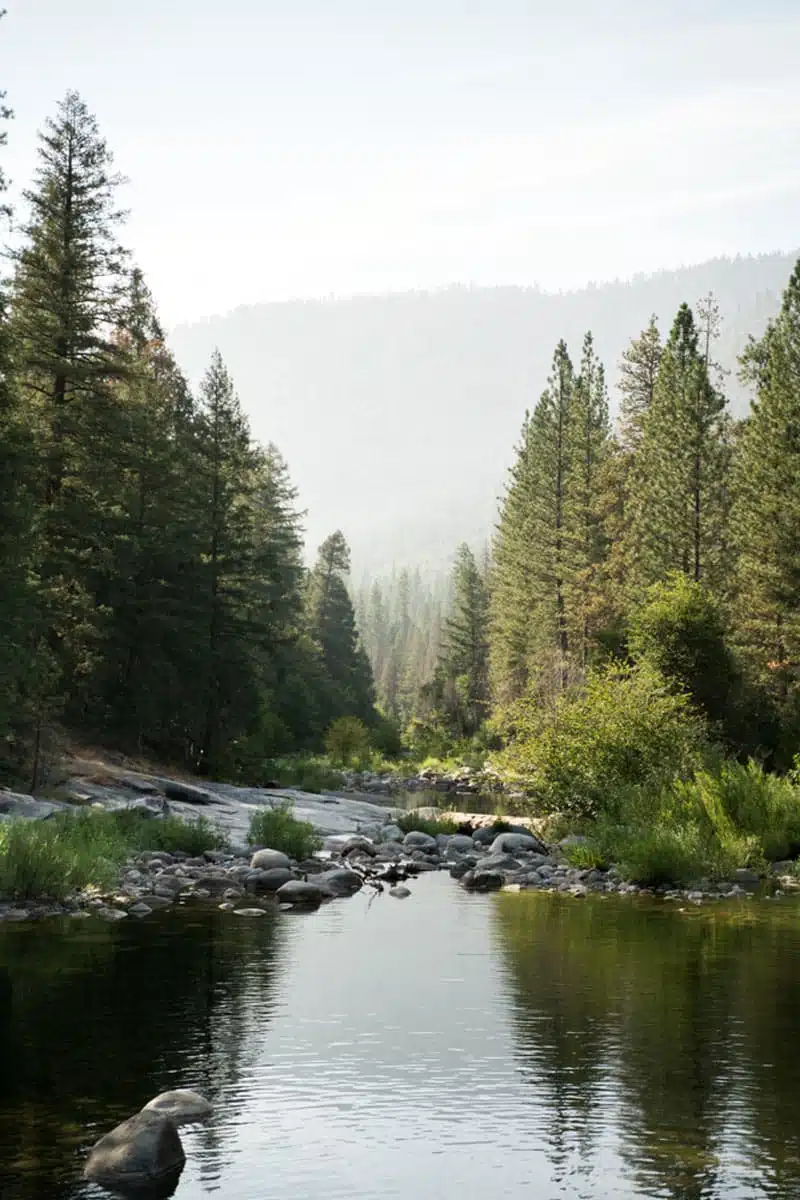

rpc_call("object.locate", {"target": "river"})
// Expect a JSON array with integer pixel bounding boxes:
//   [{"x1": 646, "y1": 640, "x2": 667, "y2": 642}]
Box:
[{"x1": 1, "y1": 874, "x2": 799, "y2": 1199}]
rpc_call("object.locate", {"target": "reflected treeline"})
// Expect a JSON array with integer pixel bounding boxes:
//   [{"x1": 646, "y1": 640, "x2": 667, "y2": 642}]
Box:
[
  {"x1": 0, "y1": 906, "x2": 287, "y2": 1200},
  {"x1": 493, "y1": 893, "x2": 800, "y2": 1199}
]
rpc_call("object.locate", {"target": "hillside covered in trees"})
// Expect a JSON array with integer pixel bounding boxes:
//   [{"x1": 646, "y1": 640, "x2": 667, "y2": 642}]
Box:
[
  {"x1": 0, "y1": 86, "x2": 375, "y2": 786},
  {"x1": 170, "y1": 253, "x2": 795, "y2": 575}
]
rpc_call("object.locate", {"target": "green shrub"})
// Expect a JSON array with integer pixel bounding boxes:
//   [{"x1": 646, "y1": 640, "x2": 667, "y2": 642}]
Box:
[
  {"x1": 324, "y1": 716, "x2": 372, "y2": 767},
  {"x1": 613, "y1": 824, "x2": 711, "y2": 888},
  {"x1": 0, "y1": 812, "x2": 127, "y2": 901},
  {"x1": 370, "y1": 712, "x2": 404, "y2": 758},
  {"x1": 687, "y1": 759, "x2": 800, "y2": 863},
  {"x1": 395, "y1": 811, "x2": 458, "y2": 837},
  {"x1": 266, "y1": 756, "x2": 344, "y2": 794},
  {"x1": 562, "y1": 841, "x2": 610, "y2": 871},
  {"x1": 492, "y1": 663, "x2": 707, "y2": 820},
  {"x1": 112, "y1": 811, "x2": 228, "y2": 856},
  {"x1": 629, "y1": 574, "x2": 739, "y2": 730},
  {"x1": 0, "y1": 808, "x2": 231, "y2": 902},
  {"x1": 247, "y1": 802, "x2": 321, "y2": 858}
]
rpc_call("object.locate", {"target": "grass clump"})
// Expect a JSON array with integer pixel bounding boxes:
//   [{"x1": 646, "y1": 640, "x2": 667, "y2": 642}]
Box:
[
  {"x1": 112, "y1": 811, "x2": 228, "y2": 856},
  {"x1": 0, "y1": 811, "x2": 127, "y2": 901},
  {"x1": 0, "y1": 808, "x2": 230, "y2": 902},
  {"x1": 565, "y1": 759, "x2": 800, "y2": 887},
  {"x1": 395, "y1": 811, "x2": 458, "y2": 837},
  {"x1": 247, "y1": 802, "x2": 321, "y2": 859}
]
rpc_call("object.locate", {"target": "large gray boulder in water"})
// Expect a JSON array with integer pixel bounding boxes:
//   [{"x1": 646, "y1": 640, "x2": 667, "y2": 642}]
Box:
[
  {"x1": 141, "y1": 1089, "x2": 213, "y2": 1126},
  {"x1": 84, "y1": 1109, "x2": 185, "y2": 1192}
]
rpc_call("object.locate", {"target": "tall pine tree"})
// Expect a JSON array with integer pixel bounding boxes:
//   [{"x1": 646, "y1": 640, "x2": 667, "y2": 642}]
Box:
[
  {"x1": 306, "y1": 531, "x2": 375, "y2": 727},
  {"x1": 732, "y1": 261, "x2": 800, "y2": 706},
  {"x1": 624, "y1": 304, "x2": 730, "y2": 597}
]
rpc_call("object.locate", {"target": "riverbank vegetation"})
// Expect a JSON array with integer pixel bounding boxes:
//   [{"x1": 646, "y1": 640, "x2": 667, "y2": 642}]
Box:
[{"x1": 0, "y1": 810, "x2": 226, "y2": 902}]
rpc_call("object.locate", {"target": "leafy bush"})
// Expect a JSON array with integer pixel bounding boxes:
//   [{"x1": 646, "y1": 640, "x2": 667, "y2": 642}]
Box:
[
  {"x1": 629, "y1": 575, "x2": 738, "y2": 729},
  {"x1": 562, "y1": 841, "x2": 610, "y2": 871},
  {"x1": 324, "y1": 716, "x2": 372, "y2": 767},
  {"x1": 247, "y1": 802, "x2": 321, "y2": 859},
  {"x1": 370, "y1": 712, "x2": 404, "y2": 758},
  {"x1": 569, "y1": 759, "x2": 800, "y2": 886},
  {"x1": 493, "y1": 664, "x2": 707, "y2": 820}
]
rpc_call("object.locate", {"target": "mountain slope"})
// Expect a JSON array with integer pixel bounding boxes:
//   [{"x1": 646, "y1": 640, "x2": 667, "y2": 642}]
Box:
[{"x1": 169, "y1": 251, "x2": 795, "y2": 573}]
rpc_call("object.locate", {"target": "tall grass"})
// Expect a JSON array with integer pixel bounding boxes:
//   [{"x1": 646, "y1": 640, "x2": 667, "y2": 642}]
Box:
[
  {"x1": 568, "y1": 760, "x2": 800, "y2": 887},
  {"x1": 0, "y1": 809, "x2": 228, "y2": 902},
  {"x1": 247, "y1": 802, "x2": 321, "y2": 859},
  {"x1": 395, "y1": 811, "x2": 459, "y2": 837}
]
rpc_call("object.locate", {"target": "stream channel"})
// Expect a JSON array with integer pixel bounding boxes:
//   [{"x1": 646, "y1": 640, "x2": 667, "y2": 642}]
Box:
[{"x1": 2, "y1": 873, "x2": 800, "y2": 1199}]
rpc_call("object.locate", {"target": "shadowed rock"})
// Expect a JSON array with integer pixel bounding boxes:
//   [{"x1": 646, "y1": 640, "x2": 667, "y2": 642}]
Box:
[
  {"x1": 276, "y1": 880, "x2": 323, "y2": 909},
  {"x1": 84, "y1": 1110, "x2": 185, "y2": 1192}
]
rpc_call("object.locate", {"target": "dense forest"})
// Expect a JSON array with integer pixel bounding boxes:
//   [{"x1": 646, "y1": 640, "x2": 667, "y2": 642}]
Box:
[
  {"x1": 0, "y1": 87, "x2": 374, "y2": 785},
  {"x1": 3, "y1": 76, "x2": 800, "y2": 838}
]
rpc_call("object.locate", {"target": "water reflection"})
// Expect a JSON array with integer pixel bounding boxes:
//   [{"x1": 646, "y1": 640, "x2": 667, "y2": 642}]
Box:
[
  {"x1": 493, "y1": 892, "x2": 800, "y2": 1199},
  {"x1": 0, "y1": 907, "x2": 286, "y2": 1200},
  {"x1": 4, "y1": 882, "x2": 800, "y2": 1199}
]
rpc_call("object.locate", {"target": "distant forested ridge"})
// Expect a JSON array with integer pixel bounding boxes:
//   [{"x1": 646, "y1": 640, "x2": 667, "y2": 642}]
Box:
[{"x1": 170, "y1": 253, "x2": 795, "y2": 575}]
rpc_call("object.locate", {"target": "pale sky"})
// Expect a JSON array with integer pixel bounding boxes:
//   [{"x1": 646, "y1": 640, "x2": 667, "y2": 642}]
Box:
[{"x1": 2, "y1": 0, "x2": 799, "y2": 325}]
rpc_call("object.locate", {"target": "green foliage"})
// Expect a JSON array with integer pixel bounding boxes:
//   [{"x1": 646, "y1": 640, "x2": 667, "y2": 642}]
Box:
[
  {"x1": 629, "y1": 574, "x2": 739, "y2": 730},
  {"x1": 369, "y1": 711, "x2": 404, "y2": 758},
  {"x1": 305, "y1": 531, "x2": 375, "y2": 733},
  {"x1": 624, "y1": 302, "x2": 731, "y2": 597},
  {"x1": 247, "y1": 803, "x2": 321, "y2": 858},
  {"x1": 324, "y1": 716, "x2": 372, "y2": 767},
  {"x1": 395, "y1": 811, "x2": 458, "y2": 837},
  {"x1": 571, "y1": 759, "x2": 800, "y2": 887},
  {"x1": 111, "y1": 811, "x2": 228, "y2": 856},
  {"x1": 732, "y1": 261, "x2": 800, "y2": 722},
  {"x1": 421, "y1": 543, "x2": 489, "y2": 740},
  {"x1": 263, "y1": 756, "x2": 344, "y2": 794},
  {"x1": 493, "y1": 663, "x2": 707, "y2": 820},
  {"x1": 562, "y1": 841, "x2": 610, "y2": 870},
  {"x1": 0, "y1": 808, "x2": 226, "y2": 901}
]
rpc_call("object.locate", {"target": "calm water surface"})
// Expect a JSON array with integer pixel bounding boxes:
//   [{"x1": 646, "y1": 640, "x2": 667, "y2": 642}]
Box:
[{"x1": 2, "y1": 875, "x2": 800, "y2": 1200}]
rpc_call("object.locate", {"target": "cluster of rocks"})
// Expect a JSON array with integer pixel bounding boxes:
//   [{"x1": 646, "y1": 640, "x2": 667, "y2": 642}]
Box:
[{"x1": 84, "y1": 1088, "x2": 212, "y2": 1196}]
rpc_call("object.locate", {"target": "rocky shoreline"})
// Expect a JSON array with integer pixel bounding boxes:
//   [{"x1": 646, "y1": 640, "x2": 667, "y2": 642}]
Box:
[{"x1": 1, "y1": 766, "x2": 799, "y2": 921}]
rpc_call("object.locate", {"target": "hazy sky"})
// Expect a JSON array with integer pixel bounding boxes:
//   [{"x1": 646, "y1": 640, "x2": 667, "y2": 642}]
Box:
[{"x1": 2, "y1": 0, "x2": 799, "y2": 324}]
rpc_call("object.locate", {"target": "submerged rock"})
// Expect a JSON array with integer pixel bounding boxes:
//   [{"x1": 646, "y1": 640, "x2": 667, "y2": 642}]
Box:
[
  {"x1": 142, "y1": 1089, "x2": 213, "y2": 1126},
  {"x1": 84, "y1": 1109, "x2": 185, "y2": 1192},
  {"x1": 389, "y1": 885, "x2": 411, "y2": 899}
]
